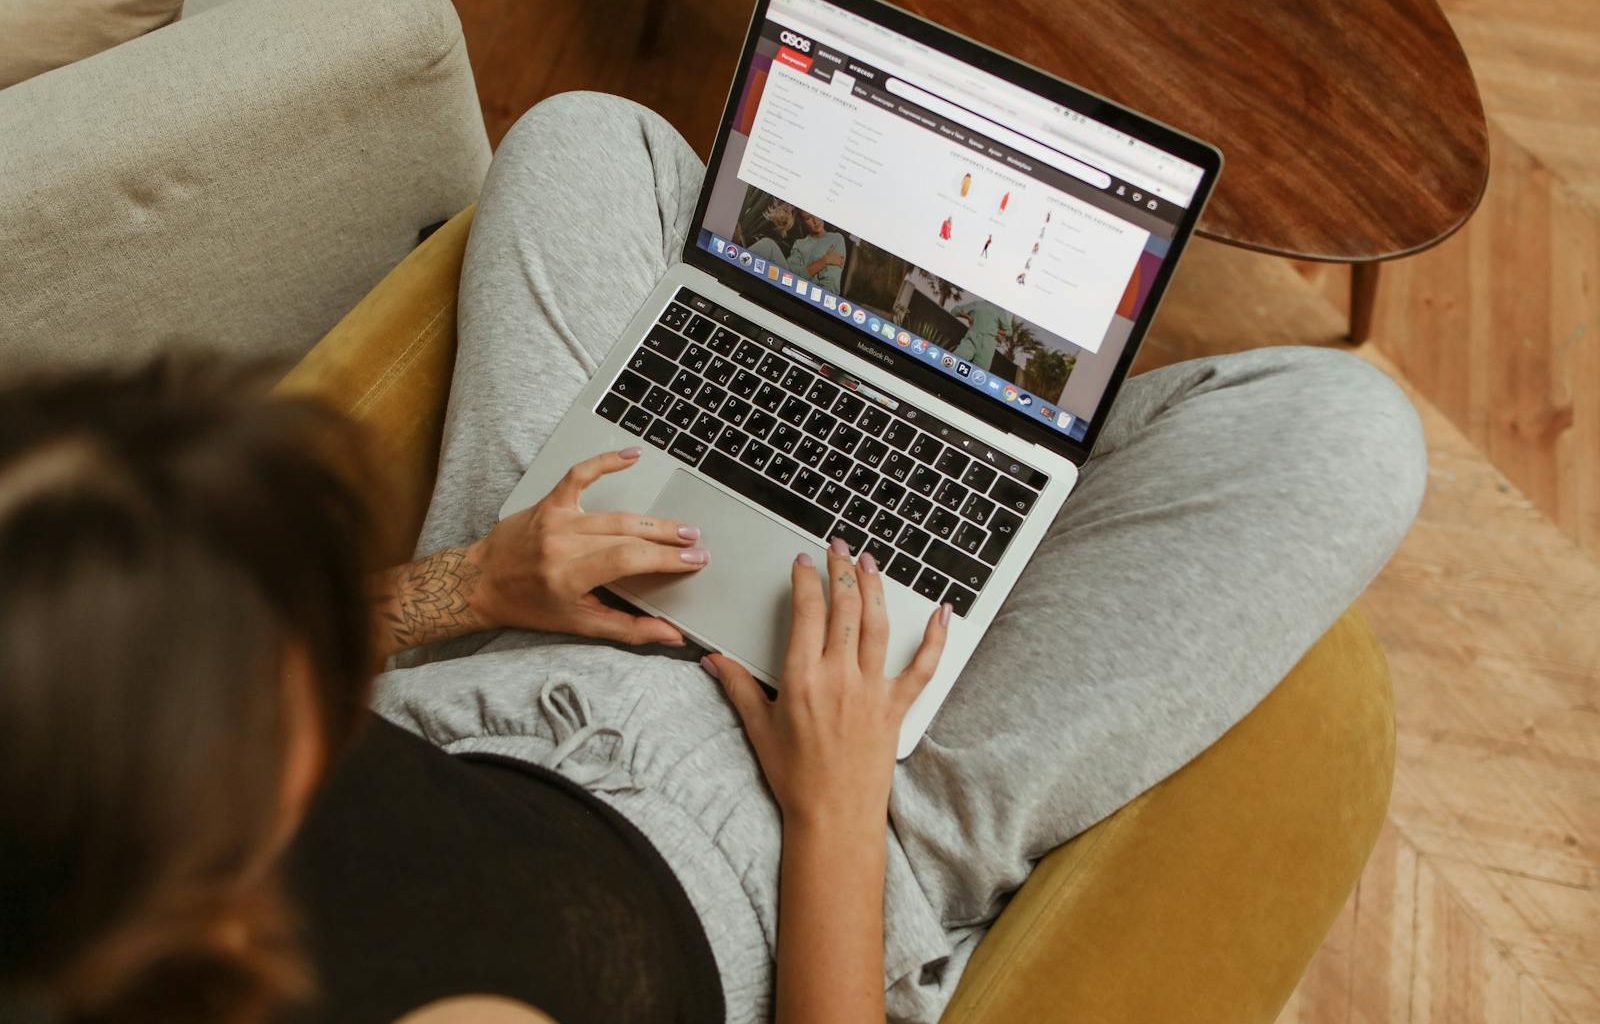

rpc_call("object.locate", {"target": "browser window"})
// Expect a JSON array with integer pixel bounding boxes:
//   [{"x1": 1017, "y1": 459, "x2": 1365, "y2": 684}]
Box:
[{"x1": 695, "y1": 0, "x2": 1204, "y2": 441}]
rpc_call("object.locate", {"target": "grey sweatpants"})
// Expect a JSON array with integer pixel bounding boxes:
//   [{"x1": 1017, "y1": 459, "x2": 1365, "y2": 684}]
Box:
[{"x1": 372, "y1": 93, "x2": 1427, "y2": 1023}]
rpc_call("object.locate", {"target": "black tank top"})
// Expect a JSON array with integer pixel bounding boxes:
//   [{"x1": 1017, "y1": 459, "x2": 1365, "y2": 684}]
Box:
[{"x1": 280, "y1": 718, "x2": 723, "y2": 1024}]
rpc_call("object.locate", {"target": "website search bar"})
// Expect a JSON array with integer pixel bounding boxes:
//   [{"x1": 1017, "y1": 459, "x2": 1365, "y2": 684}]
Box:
[{"x1": 885, "y1": 78, "x2": 1111, "y2": 190}]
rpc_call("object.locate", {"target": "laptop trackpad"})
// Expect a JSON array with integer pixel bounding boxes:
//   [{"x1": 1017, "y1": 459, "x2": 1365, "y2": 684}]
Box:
[{"x1": 622, "y1": 470, "x2": 829, "y2": 681}]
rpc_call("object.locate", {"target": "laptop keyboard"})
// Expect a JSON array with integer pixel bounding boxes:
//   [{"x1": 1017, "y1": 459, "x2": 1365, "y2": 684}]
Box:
[{"x1": 595, "y1": 288, "x2": 1049, "y2": 617}]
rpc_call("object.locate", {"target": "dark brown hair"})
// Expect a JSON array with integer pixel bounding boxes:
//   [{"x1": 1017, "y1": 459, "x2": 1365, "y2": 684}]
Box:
[{"x1": 0, "y1": 356, "x2": 378, "y2": 1023}]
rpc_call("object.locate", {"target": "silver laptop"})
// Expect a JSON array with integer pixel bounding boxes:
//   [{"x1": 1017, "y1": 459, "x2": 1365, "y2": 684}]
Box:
[{"x1": 501, "y1": 0, "x2": 1221, "y2": 757}]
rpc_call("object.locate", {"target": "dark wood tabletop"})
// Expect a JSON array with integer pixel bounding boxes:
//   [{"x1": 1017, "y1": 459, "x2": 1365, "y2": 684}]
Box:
[{"x1": 900, "y1": 0, "x2": 1490, "y2": 262}]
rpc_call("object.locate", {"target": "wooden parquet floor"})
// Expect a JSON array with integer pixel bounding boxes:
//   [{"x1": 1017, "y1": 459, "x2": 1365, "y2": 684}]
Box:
[{"x1": 448, "y1": 1, "x2": 1600, "y2": 1019}]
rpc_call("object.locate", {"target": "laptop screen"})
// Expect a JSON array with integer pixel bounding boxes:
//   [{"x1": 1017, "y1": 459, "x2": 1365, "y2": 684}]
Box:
[{"x1": 690, "y1": 0, "x2": 1214, "y2": 450}]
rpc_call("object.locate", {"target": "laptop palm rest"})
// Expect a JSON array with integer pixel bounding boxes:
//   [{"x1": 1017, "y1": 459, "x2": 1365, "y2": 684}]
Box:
[{"x1": 617, "y1": 471, "x2": 827, "y2": 681}]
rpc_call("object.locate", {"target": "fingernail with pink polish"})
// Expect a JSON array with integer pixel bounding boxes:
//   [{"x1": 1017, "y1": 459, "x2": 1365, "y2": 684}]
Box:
[
  {"x1": 699, "y1": 655, "x2": 721, "y2": 680},
  {"x1": 939, "y1": 603, "x2": 952, "y2": 626},
  {"x1": 860, "y1": 552, "x2": 879, "y2": 574},
  {"x1": 619, "y1": 446, "x2": 642, "y2": 459},
  {"x1": 680, "y1": 548, "x2": 709, "y2": 565},
  {"x1": 796, "y1": 551, "x2": 814, "y2": 567},
  {"x1": 829, "y1": 537, "x2": 849, "y2": 555},
  {"x1": 678, "y1": 524, "x2": 701, "y2": 541}
]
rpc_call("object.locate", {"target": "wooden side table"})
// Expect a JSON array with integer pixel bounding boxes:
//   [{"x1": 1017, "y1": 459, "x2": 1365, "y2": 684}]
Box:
[{"x1": 899, "y1": 0, "x2": 1490, "y2": 342}]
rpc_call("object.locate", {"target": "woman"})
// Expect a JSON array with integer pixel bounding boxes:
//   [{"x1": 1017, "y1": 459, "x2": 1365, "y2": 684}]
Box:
[{"x1": 0, "y1": 93, "x2": 1426, "y2": 1024}]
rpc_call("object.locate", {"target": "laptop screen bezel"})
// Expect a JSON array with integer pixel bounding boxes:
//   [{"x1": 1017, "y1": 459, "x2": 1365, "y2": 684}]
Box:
[{"x1": 681, "y1": 0, "x2": 1222, "y2": 466}]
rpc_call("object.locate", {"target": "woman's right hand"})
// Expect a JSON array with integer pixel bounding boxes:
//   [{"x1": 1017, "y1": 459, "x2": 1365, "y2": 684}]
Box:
[{"x1": 702, "y1": 539, "x2": 949, "y2": 829}]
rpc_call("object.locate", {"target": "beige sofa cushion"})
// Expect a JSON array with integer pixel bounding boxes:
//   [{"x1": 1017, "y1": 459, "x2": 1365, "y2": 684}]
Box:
[{"x1": 0, "y1": 0, "x2": 183, "y2": 89}]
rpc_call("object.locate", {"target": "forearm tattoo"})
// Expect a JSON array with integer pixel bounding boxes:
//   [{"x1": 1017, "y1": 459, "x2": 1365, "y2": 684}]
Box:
[{"x1": 373, "y1": 547, "x2": 484, "y2": 654}]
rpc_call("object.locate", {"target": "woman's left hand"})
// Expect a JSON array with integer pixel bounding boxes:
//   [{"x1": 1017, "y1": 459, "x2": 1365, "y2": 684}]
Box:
[{"x1": 465, "y1": 447, "x2": 708, "y2": 645}]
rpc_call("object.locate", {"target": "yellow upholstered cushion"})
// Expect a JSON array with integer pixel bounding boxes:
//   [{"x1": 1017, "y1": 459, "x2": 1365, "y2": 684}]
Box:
[
  {"x1": 283, "y1": 205, "x2": 1394, "y2": 1023},
  {"x1": 0, "y1": 0, "x2": 183, "y2": 89}
]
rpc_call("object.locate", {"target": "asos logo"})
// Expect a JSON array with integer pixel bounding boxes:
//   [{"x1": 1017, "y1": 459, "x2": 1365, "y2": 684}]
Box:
[{"x1": 779, "y1": 30, "x2": 812, "y2": 53}]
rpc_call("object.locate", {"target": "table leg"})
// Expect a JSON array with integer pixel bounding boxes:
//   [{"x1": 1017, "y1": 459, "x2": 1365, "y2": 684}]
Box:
[{"x1": 1349, "y1": 261, "x2": 1380, "y2": 343}]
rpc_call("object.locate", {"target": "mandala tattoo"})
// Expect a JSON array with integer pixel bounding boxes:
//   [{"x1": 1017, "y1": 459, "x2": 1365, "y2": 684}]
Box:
[{"x1": 379, "y1": 548, "x2": 483, "y2": 650}]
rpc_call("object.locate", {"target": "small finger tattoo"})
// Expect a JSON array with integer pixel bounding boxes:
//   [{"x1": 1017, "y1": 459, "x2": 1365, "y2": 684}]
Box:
[{"x1": 836, "y1": 573, "x2": 856, "y2": 589}]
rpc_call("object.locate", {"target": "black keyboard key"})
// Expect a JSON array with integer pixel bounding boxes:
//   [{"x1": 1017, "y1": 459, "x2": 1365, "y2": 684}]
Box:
[
  {"x1": 872, "y1": 478, "x2": 906, "y2": 508},
  {"x1": 756, "y1": 353, "x2": 787, "y2": 382},
  {"x1": 596, "y1": 392, "x2": 628, "y2": 423},
  {"x1": 780, "y1": 364, "x2": 816, "y2": 395},
  {"x1": 832, "y1": 391, "x2": 865, "y2": 422},
  {"x1": 818, "y1": 482, "x2": 850, "y2": 514},
  {"x1": 830, "y1": 422, "x2": 864, "y2": 456},
  {"x1": 630, "y1": 347, "x2": 678, "y2": 385},
  {"x1": 868, "y1": 509, "x2": 902, "y2": 542},
  {"x1": 978, "y1": 508, "x2": 1022, "y2": 565},
  {"x1": 857, "y1": 437, "x2": 889, "y2": 469},
  {"x1": 907, "y1": 465, "x2": 940, "y2": 497},
  {"x1": 738, "y1": 438, "x2": 774, "y2": 471},
  {"x1": 713, "y1": 424, "x2": 747, "y2": 457},
  {"x1": 753, "y1": 382, "x2": 785, "y2": 412},
  {"x1": 886, "y1": 553, "x2": 920, "y2": 586},
  {"x1": 830, "y1": 521, "x2": 868, "y2": 555},
  {"x1": 907, "y1": 432, "x2": 942, "y2": 465},
  {"x1": 960, "y1": 492, "x2": 996, "y2": 526},
  {"x1": 899, "y1": 493, "x2": 933, "y2": 526},
  {"x1": 771, "y1": 423, "x2": 802, "y2": 453},
  {"x1": 620, "y1": 405, "x2": 652, "y2": 436},
  {"x1": 795, "y1": 436, "x2": 828, "y2": 467},
  {"x1": 794, "y1": 468, "x2": 824, "y2": 499},
  {"x1": 667, "y1": 432, "x2": 707, "y2": 465},
  {"x1": 668, "y1": 368, "x2": 699, "y2": 399},
  {"x1": 720, "y1": 396, "x2": 753, "y2": 427},
  {"x1": 706, "y1": 326, "x2": 740, "y2": 355},
  {"x1": 952, "y1": 520, "x2": 986, "y2": 555},
  {"x1": 682, "y1": 314, "x2": 714, "y2": 342},
  {"x1": 706, "y1": 356, "x2": 736, "y2": 386},
  {"x1": 765, "y1": 453, "x2": 801, "y2": 487},
  {"x1": 990, "y1": 476, "x2": 1040, "y2": 516},
  {"x1": 961, "y1": 461, "x2": 999, "y2": 492},
  {"x1": 803, "y1": 409, "x2": 837, "y2": 440},
  {"x1": 778, "y1": 395, "x2": 810, "y2": 426},
  {"x1": 894, "y1": 523, "x2": 931, "y2": 557},
  {"x1": 858, "y1": 406, "x2": 890, "y2": 436},
  {"x1": 681, "y1": 343, "x2": 712, "y2": 375},
  {"x1": 934, "y1": 447, "x2": 970, "y2": 479},
  {"x1": 805, "y1": 378, "x2": 840, "y2": 409},
  {"x1": 692, "y1": 381, "x2": 726, "y2": 412},
  {"x1": 747, "y1": 410, "x2": 777, "y2": 440},
  {"x1": 610, "y1": 369, "x2": 651, "y2": 403},
  {"x1": 933, "y1": 478, "x2": 969, "y2": 512},
  {"x1": 821, "y1": 450, "x2": 852, "y2": 481},
  {"x1": 644, "y1": 325, "x2": 687, "y2": 359},
  {"x1": 642, "y1": 385, "x2": 673, "y2": 415},
  {"x1": 843, "y1": 496, "x2": 876, "y2": 529},
  {"x1": 927, "y1": 508, "x2": 961, "y2": 541},
  {"x1": 689, "y1": 412, "x2": 722, "y2": 443},
  {"x1": 729, "y1": 369, "x2": 761, "y2": 399},
  {"x1": 845, "y1": 464, "x2": 877, "y2": 495},
  {"x1": 701, "y1": 450, "x2": 832, "y2": 539},
  {"x1": 865, "y1": 537, "x2": 895, "y2": 567},
  {"x1": 732, "y1": 340, "x2": 763, "y2": 368},
  {"x1": 943, "y1": 582, "x2": 977, "y2": 617},
  {"x1": 665, "y1": 398, "x2": 698, "y2": 430},
  {"x1": 925, "y1": 540, "x2": 993, "y2": 592},
  {"x1": 882, "y1": 418, "x2": 917, "y2": 450},
  {"x1": 912, "y1": 566, "x2": 950, "y2": 602},
  {"x1": 882, "y1": 450, "x2": 914, "y2": 483},
  {"x1": 658, "y1": 303, "x2": 691, "y2": 331}
]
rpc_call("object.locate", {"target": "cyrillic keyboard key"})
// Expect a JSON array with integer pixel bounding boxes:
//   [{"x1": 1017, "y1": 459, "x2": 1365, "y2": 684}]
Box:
[
  {"x1": 689, "y1": 412, "x2": 722, "y2": 443},
  {"x1": 960, "y1": 492, "x2": 996, "y2": 526},
  {"x1": 843, "y1": 496, "x2": 876, "y2": 528},
  {"x1": 899, "y1": 493, "x2": 933, "y2": 526},
  {"x1": 845, "y1": 464, "x2": 877, "y2": 495},
  {"x1": 818, "y1": 482, "x2": 850, "y2": 514},
  {"x1": 729, "y1": 369, "x2": 761, "y2": 398},
  {"x1": 778, "y1": 395, "x2": 810, "y2": 425},
  {"x1": 882, "y1": 450, "x2": 914, "y2": 482},
  {"x1": 952, "y1": 520, "x2": 986, "y2": 555},
  {"x1": 907, "y1": 465, "x2": 940, "y2": 496},
  {"x1": 868, "y1": 509, "x2": 902, "y2": 542},
  {"x1": 747, "y1": 410, "x2": 777, "y2": 440},
  {"x1": 765, "y1": 453, "x2": 801, "y2": 487},
  {"x1": 738, "y1": 439, "x2": 775, "y2": 471},
  {"x1": 665, "y1": 399, "x2": 698, "y2": 430},
  {"x1": 668, "y1": 369, "x2": 699, "y2": 399},
  {"x1": 865, "y1": 537, "x2": 894, "y2": 567},
  {"x1": 802, "y1": 409, "x2": 836, "y2": 439},
  {"x1": 713, "y1": 425, "x2": 747, "y2": 457},
  {"x1": 794, "y1": 468, "x2": 824, "y2": 500},
  {"x1": 830, "y1": 423, "x2": 864, "y2": 455},
  {"x1": 733, "y1": 341, "x2": 763, "y2": 368},
  {"x1": 720, "y1": 396, "x2": 753, "y2": 427},
  {"x1": 871, "y1": 478, "x2": 905, "y2": 508},
  {"x1": 821, "y1": 451, "x2": 852, "y2": 481},
  {"x1": 692, "y1": 382, "x2": 726, "y2": 412},
  {"x1": 701, "y1": 450, "x2": 832, "y2": 539},
  {"x1": 830, "y1": 521, "x2": 868, "y2": 555},
  {"x1": 681, "y1": 344, "x2": 712, "y2": 375},
  {"x1": 933, "y1": 478, "x2": 969, "y2": 511},
  {"x1": 894, "y1": 523, "x2": 930, "y2": 557},
  {"x1": 857, "y1": 437, "x2": 889, "y2": 468},
  {"x1": 706, "y1": 357, "x2": 736, "y2": 386},
  {"x1": 753, "y1": 382, "x2": 785, "y2": 412},
  {"x1": 927, "y1": 508, "x2": 961, "y2": 540}
]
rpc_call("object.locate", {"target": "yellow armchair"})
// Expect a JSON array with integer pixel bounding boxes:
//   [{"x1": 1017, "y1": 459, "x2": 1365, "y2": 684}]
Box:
[{"x1": 279, "y1": 207, "x2": 1393, "y2": 1024}]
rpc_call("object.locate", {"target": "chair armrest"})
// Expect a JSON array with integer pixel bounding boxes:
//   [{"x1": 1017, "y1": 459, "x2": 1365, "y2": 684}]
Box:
[
  {"x1": 276, "y1": 208, "x2": 474, "y2": 567},
  {"x1": 943, "y1": 606, "x2": 1394, "y2": 1024},
  {"x1": 0, "y1": 0, "x2": 489, "y2": 371}
]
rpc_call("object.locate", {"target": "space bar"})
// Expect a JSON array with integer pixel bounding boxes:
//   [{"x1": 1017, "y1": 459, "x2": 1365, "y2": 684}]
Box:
[{"x1": 700, "y1": 451, "x2": 832, "y2": 539}]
